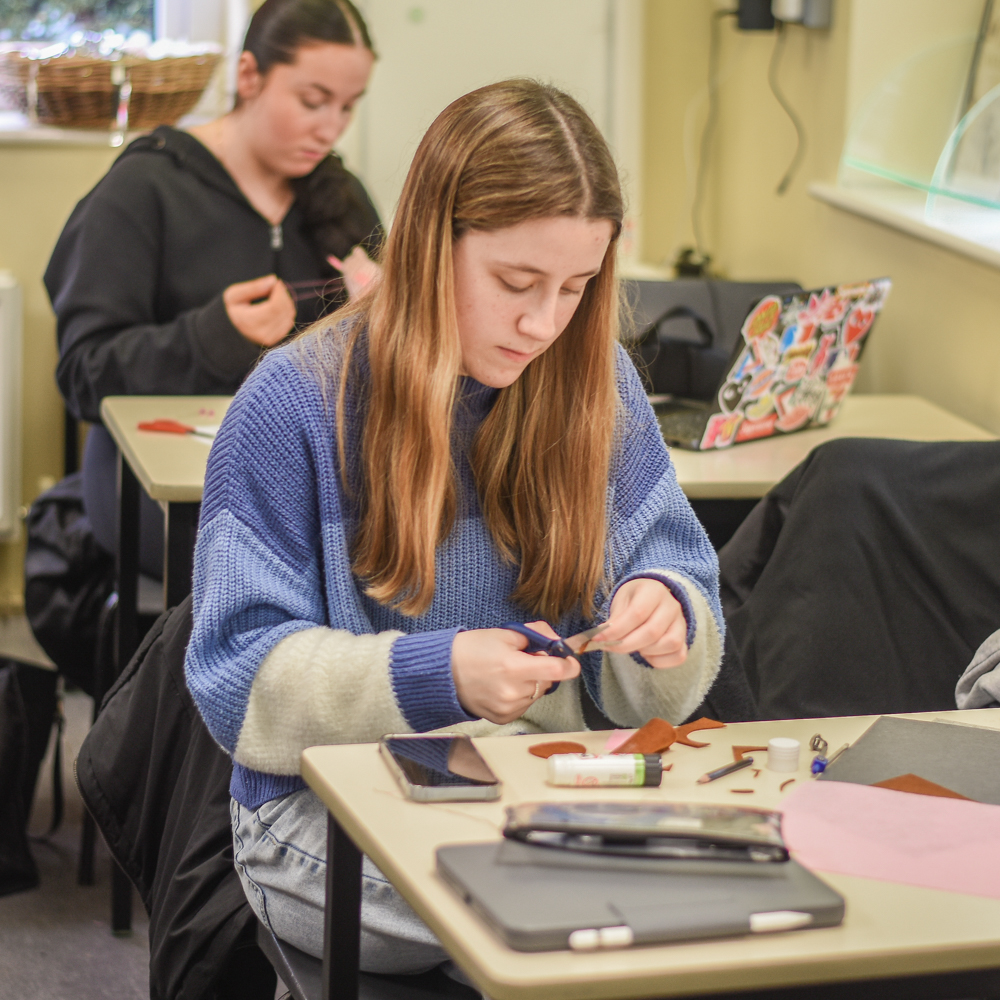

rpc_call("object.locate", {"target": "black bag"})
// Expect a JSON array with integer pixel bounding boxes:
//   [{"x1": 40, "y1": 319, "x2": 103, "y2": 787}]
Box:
[
  {"x1": 623, "y1": 279, "x2": 801, "y2": 401},
  {"x1": 0, "y1": 659, "x2": 60, "y2": 896},
  {"x1": 23, "y1": 472, "x2": 114, "y2": 696}
]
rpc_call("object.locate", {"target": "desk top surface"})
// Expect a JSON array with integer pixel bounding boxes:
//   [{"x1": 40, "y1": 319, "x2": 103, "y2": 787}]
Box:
[
  {"x1": 302, "y1": 710, "x2": 1000, "y2": 1000},
  {"x1": 100, "y1": 393, "x2": 995, "y2": 504},
  {"x1": 669, "y1": 394, "x2": 996, "y2": 498},
  {"x1": 100, "y1": 395, "x2": 232, "y2": 502}
]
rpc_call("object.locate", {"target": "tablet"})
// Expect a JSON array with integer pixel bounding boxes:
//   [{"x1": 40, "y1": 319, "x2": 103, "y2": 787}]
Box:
[{"x1": 436, "y1": 840, "x2": 844, "y2": 952}]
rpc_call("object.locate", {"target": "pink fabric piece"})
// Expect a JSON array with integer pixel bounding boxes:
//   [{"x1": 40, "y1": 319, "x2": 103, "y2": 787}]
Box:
[
  {"x1": 603, "y1": 729, "x2": 636, "y2": 752},
  {"x1": 780, "y1": 780, "x2": 1000, "y2": 900}
]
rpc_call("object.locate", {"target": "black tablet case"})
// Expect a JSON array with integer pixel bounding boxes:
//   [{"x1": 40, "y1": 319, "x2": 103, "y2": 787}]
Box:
[
  {"x1": 817, "y1": 716, "x2": 1000, "y2": 804},
  {"x1": 436, "y1": 840, "x2": 844, "y2": 952}
]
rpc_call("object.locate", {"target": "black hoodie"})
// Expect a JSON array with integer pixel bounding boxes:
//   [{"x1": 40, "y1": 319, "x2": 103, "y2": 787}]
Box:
[
  {"x1": 46, "y1": 124, "x2": 381, "y2": 424},
  {"x1": 43, "y1": 125, "x2": 380, "y2": 568}
]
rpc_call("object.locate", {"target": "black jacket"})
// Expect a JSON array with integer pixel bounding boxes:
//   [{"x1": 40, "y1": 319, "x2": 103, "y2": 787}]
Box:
[
  {"x1": 719, "y1": 437, "x2": 1000, "y2": 720},
  {"x1": 77, "y1": 595, "x2": 275, "y2": 1000},
  {"x1": 46, "y1": 124, "x2": 381, "y2": 424}
]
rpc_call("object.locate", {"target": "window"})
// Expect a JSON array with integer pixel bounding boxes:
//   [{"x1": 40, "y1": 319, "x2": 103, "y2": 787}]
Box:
[
  {"x1": 810, "y1": 0, "x2": 1000, "y2": 269},
  {"x1": 0, "y1": 1, "x2": 154, "y2": 44},
  {"x1": 0, "y1": 0, "x2": 243, "y2": 133}
]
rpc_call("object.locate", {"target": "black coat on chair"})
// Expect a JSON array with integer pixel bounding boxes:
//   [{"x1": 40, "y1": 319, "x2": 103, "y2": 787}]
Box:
[
  {"x1": 75, "y1": 600, "x2": 479, "y2": 1000},
  {"x1": 718, "y1": 437, "x2": 1000, "y2": 720},
  {"x1": 76, "y1": 596, "x2": 275, "y2": 1000}
]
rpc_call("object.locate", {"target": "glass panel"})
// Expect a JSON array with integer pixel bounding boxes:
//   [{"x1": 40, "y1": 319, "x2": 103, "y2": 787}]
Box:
[
  {"x1": 839, "y1": 35, "x2": 976, "y2": 197},
  {"x1": 926, "y1": 83, "x2": 1000, "y2": 248}
]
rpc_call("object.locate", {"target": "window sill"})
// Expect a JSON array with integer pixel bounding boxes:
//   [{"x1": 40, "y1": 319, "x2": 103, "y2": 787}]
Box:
[
  {"x1": 0, "y1": 112, "x2": 139, "y2": 147},
  {"x1": 808, "y1": 181, "x2": 1000, "y2": 272}
]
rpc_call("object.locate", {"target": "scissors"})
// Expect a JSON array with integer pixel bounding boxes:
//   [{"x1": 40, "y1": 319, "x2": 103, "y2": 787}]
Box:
[
  {"x1": 500, "y1": 622, "x2": 611, "y2": 658},
  {"x1": 499, "y1": 623, "x2": 611, "y2": 697},
  {"x1": 137, "y1": 419, "x2": 218, "y2": 440}
]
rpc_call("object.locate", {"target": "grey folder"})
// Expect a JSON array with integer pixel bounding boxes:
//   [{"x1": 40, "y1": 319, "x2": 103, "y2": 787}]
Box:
[
  {"x1": 436, "y1": 840, "x2": 844, "y2": 952},
  {"x1": 818, "y1": 716, "x2": 1000, "y2": 805}
]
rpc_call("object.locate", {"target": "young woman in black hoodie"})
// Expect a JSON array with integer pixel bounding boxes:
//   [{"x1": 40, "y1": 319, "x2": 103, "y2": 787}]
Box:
[{"x1": 45, "y1": 0, "x2": 381, "y2": 575}]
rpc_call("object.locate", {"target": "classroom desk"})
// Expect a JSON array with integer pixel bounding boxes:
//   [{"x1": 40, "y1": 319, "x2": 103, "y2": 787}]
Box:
[
  {"x1": 99, "y1": 395, "x2": 231, "y2": 932},
  {"x1": 302, "y1": 709, "x2": 1000, "y2": 1000},
  {"x1": 669, "y1": 394, "x2": 997, "y2": 500},
  {"x1": 100, "y1": 393, "x2": 231, "y2": 659}
]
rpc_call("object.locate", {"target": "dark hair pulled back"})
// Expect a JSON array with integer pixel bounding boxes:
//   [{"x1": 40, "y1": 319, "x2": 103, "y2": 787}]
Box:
[
  {"x1": 240, "y1": 0, "x2": 381, "y2": 267},
  {"x1": 243, "y1": 0, "x2": 374, "y2": 74}
]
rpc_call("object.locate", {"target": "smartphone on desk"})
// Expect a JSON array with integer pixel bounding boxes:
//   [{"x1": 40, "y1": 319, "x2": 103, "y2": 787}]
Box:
[{"x1": 379, "y1": 734, "x2": 502, "y2": 802}]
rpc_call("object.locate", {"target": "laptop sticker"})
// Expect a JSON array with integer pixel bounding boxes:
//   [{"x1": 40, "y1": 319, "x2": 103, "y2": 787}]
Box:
[
  {"x1": 700, "y1": 278, "x2": 891, "y2": 450},
  {"x1": 700, "y1": 411, "x2": 744, "y2": 449}
]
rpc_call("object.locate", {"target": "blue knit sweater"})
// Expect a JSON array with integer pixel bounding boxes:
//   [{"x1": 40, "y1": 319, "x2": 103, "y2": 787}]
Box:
[{"x1": 185, "y1": 332, "x2": 723, "y2": 809}]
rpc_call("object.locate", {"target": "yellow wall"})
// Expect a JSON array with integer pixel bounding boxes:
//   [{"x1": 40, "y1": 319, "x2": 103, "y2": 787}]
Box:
[
  {"x1": 643, "y1": 0, "x2": 1000, "y2": 435},
  {"x1": 0, "y1": 143, "x2": 118, "y2": 611},
  {"x1": 5, "y1": 0, "x2": 1000, "y2": 609}
]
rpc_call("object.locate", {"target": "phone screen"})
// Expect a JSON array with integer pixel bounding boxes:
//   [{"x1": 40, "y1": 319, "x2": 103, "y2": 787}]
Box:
[{"x1": 384, "y1": 736, "x2": 499, "y2": 788}]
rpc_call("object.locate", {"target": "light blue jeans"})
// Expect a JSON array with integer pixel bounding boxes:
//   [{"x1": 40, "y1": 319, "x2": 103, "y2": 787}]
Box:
[{"x1": 231, "y1": 788, "x2": 450, "y2": 974}]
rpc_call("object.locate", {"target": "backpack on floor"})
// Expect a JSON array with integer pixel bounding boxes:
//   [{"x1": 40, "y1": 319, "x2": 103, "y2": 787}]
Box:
[
  {"x1": 23, "y1": 472, "x2": 114, "y2": 696},
  {"x1": 0, "y1": 659, "x2": 61, "y2": 896}
]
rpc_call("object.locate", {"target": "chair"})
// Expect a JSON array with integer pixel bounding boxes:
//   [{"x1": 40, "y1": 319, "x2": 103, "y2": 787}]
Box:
[
  {"x1": 718, "y1": 437, "x2": 1000, "y2": 720},
  {"x1": 257, "y1": 924, "x2": 479, "y2": 1000},
  {"x1": 78, "y1": 597, "x2": 274, "y2": 999},
  {"x1": 77, "y1": 577, "x2": 163, "y2": 938},
  {"x1": 77, "y1": 598, "x2": 481, "y2": 1000}
]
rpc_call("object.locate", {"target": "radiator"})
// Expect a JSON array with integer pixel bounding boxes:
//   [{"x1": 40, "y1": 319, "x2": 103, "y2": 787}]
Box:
[{"x1": 0, "y1": 271, "x2": 22, "y2": 540}]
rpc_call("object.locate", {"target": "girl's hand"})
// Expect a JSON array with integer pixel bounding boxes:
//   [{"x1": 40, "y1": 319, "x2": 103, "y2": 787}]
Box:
[
  {"x1": 223, "y1": 274, "x2": 296, "y2": 346},
  {"x1": 328, "y1": 246, "x2": 381, "y2": 299},
  {"x1": 452, "y1": 620, "x2": 580, "y2": 724},
  {"x1": 596, "y1": 579, "x2": 688, "y2": 669}
]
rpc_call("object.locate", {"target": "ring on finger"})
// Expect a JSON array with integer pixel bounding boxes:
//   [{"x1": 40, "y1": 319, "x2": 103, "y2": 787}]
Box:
[{"x1": 531, "y1": 681, "x2": 542, "y2": 701}]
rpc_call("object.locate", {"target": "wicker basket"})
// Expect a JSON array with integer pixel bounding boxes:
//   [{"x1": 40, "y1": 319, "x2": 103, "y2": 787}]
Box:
[{"x1": 0, "y1": 49, "x2": 220, "y2": 130}]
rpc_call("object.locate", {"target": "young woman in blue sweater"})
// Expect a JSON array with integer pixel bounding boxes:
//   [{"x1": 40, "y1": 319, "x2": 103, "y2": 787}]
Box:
[{"x1": 186, "y1": 79, "x2": 723, "y2": 973}]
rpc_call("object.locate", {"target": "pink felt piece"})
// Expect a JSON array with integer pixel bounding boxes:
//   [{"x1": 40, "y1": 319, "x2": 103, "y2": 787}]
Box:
[
  {"x1": 603, "y1": 729, "x2": 636, "y2": 753},
  {"x1": 780, "y1": 780, "x2": 1000, "y2": 900}
]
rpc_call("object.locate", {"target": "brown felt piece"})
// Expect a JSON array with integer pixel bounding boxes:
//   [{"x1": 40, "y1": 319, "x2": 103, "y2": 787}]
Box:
[
  {"x1": 730, "y1": 788, "x2": 755, "y2": 794},
  {"x1": 613, "y1": 717, "x2": 676, "y2": 754},
  {"x1": 528, "y1": 741, "x2": 587, "y2": 759},
  {"x1": 673, "y1": 717, "x2": 727, "y2": 748},
  {"x1": 780, "y1": 779, "x2": 796, "y2": 792},
  {"x1": 732, "y1": 744, "x2": 769, "y2": 761},
  {"x1": 873, "y1": 773, "x2": 973, "y2": 800}
]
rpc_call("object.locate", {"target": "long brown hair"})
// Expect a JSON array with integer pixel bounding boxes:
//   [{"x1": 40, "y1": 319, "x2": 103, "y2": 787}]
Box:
[{"x1": 329, "y1": 80, "x2": 624, "y2": 620}]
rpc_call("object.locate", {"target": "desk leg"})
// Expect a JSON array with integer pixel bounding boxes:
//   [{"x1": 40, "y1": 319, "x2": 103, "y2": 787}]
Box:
[
  {"x1": 112, "y1": 449, "x2": 138, "y2": 935},
  {"x1": 115, "y1": 451, "x2": 140, "y2": 675},
  {"x1": 323, "y1": 814, "x2": 362, "y2": 1000},
  {"x1": 163, "y1": 501, "x2": 199, "y2": 608}
]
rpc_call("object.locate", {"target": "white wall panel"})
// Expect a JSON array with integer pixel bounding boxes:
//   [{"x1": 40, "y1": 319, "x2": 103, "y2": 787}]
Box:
[{"x1": 340, "y1": 0, "x2": 642, "y2": 252}]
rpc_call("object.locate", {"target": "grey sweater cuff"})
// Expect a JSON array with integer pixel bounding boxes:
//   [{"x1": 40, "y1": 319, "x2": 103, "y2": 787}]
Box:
[{"x1": 956, "y1": 628, "x2": 1000, "y2": 709}]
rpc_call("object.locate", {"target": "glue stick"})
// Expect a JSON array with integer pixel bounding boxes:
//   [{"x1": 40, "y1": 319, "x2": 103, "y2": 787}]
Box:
[{"x1": 547, "y1": 753, "x2": 663, "y2": 787}]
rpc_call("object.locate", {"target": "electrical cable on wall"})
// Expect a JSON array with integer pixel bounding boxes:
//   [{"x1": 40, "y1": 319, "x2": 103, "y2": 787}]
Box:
[
  {"x1": 690, "y1": 9, "x2": 737, "y2": 262},
  {"x1": 768, "y1": 21, "x2": 807, "y2": 195}
]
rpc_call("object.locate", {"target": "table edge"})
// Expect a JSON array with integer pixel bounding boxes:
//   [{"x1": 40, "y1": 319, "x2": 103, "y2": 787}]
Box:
[{"x1": 300, "y1": 719, "x2": 1000, "y2": 1000}]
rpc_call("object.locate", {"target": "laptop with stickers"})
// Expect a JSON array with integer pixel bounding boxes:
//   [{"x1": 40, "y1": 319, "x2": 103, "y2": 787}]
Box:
[{"x1": 654, "y1": 278, "x2": 892, "y2": 451}]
